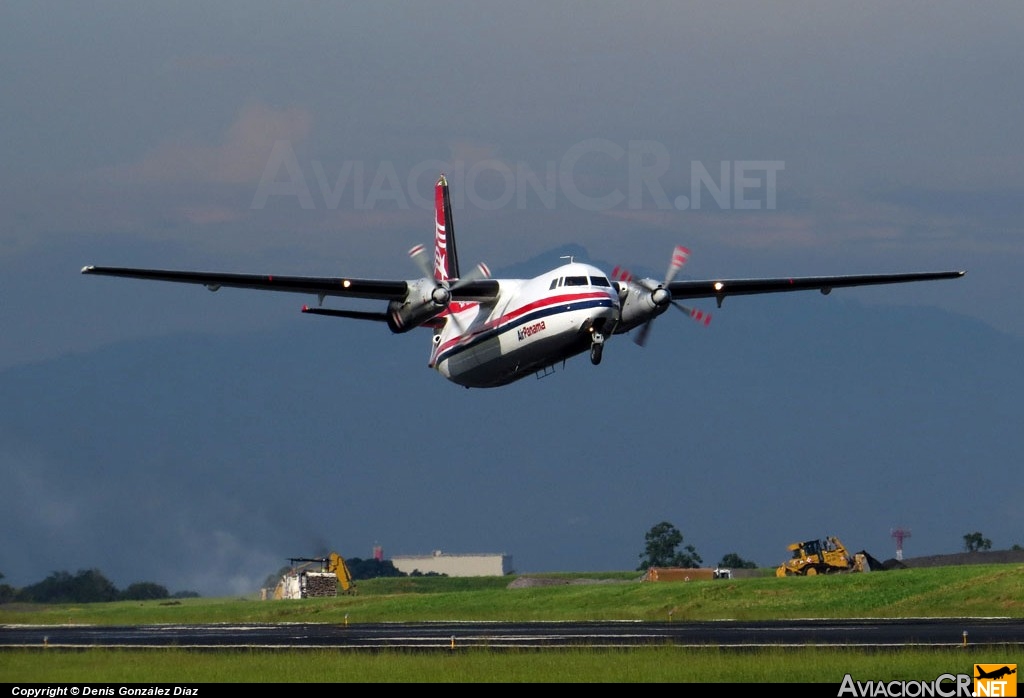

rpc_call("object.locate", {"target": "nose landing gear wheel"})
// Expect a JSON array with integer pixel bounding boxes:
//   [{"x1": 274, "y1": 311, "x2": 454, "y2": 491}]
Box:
[{"x1": 590, "y1": 342, "x2": 603, "y2": 365}]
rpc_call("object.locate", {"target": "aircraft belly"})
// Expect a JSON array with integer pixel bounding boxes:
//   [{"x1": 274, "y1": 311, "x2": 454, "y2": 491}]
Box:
[
  {"x1": 444, "y1": 305, "x2": 611, "y2": 388},
  {"x1": 445, "y1": 332, "x2": 502, "y2": 376}
]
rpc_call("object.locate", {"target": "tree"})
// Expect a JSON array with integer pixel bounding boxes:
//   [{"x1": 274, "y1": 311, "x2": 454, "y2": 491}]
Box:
[
  {"x1": 121, "y1": 582, "x2": 170, "y2": 601},
  {"x1": 0, "y1": 572, "x2": 15, "y2": 604},
  {"x1": 1, "y1": 570, "x2": 193, "y2": 604},
  {"x1": 637, "y1": 521, "x2": 702, "y2": 571},
  {"x1": 718, "y1": 553, "x2": 758, "y2": 569},
  {"x1": 19, "y1": 569, "x2": 119, "y2": 603},
  {"x1": 963, "y1": 532, "x2": 992, "y2": 552},
  {"x1": 171, "y1": 590, "x2": 201, "y2": 599},
  {"x1": 345, "y1": 557, "x2": 404, "y2": 580}
]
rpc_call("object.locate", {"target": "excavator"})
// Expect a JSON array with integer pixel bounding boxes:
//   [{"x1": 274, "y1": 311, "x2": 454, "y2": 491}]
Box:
[
  {"x1": 776, "y1": 536, "x2": 878, "y2": 576},
  {"x1": 273, "y1": 552, "x2": 356, "y2": 598}
]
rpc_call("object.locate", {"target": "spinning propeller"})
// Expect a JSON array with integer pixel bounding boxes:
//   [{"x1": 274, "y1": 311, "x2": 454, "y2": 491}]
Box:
[
  {"x1": 612, "y1": 245, "x2": 711, "y2": 347},
  {"x1": 408, "y1": 244, "x2": 491, "y2": 336}
]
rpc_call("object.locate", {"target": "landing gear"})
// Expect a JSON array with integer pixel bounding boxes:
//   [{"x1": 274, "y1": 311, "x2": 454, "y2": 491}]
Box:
[{"x1": 589, "y1": 332, "x2": 605, "y2": 365}]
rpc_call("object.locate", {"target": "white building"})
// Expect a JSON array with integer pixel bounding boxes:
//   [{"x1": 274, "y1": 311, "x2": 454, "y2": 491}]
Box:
[{"x1": 390, "y1": 550, "x2": 513, "y2": 577}]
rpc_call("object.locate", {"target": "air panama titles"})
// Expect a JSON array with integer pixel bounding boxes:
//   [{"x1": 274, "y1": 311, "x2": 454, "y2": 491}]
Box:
[{"x1": 518, "y1": 321, "x2": 546, "y2": 341}]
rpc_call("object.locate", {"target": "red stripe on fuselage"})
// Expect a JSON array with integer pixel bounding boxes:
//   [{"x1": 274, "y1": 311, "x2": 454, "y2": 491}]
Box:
[{"x1": 431, "y1": 290, "x2": 613, "y2": 362}]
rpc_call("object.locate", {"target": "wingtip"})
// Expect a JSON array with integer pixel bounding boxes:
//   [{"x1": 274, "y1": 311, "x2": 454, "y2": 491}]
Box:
[{"x1": 81, "y1": 265, "x2": 94, "y2": 274}]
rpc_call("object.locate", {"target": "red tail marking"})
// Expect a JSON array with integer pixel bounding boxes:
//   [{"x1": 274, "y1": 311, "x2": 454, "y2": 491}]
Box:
[{"x1": 434, "y1": 175, "x2": 449, "y2": 282}]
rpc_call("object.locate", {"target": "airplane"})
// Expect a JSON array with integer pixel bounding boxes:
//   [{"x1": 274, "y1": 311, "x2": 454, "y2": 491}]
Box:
[
  {"x1": 976, "y1": 666, "x2": 1017, "y2": 680},
  {"x1": 82, "y1": 174, "x2": 965, "y2": 389}
]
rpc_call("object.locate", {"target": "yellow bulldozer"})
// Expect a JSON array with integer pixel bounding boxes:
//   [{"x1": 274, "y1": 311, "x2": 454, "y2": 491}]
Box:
[{"x1": 775, "y1": 536, "x2": 875, "y2": 577}]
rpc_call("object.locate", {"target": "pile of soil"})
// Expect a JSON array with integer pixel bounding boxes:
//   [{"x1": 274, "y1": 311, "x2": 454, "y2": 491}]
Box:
[{"x1": 888, "y1": 549, "x2": 1024, "y2": 569}]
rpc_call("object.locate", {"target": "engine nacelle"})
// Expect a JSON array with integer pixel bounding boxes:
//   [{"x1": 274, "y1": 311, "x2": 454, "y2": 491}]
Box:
[
  {"x1": 614, "y1": 279, "x2": 669, "y2": 334},
  {"x1": 386, "y1": 277, "x2": 447, "y2": 333}
]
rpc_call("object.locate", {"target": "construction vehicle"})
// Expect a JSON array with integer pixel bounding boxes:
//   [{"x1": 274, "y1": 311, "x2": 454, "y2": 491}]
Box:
[
  {"x1": 273, "y1": 552, "x2": 356, "y2": 598},
  {"x1": 776, "y1": 536, "x2": 875, "y2": 577}
]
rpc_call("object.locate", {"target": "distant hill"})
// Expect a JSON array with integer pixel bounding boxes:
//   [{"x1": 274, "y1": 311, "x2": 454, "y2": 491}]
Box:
[{"x1": 2, "y1": 263, "x2": 1021, "y2": 597}]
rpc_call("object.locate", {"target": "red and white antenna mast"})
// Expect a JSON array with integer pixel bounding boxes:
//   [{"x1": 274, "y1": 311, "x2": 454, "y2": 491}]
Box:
[{"x1": 891, "y1": 528, "x2": 912, "y2": 561}]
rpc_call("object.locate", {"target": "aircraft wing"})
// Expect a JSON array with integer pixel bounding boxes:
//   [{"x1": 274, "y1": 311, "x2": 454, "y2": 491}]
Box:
[
  {"x1": 668, "y1": 270, "x2": 965, "y2": 303},
  {"x1": 81, "y1": 265, "x2": 412, "y2": 300},
  {"x1": 81, "y1": 265, "x2": 504, "y2": 301}
]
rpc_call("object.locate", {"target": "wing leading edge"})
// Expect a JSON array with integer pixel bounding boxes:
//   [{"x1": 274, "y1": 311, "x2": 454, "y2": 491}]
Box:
[
  {"x1": 80, "y1": 265, "x2": 501, "y2": 303},
  {"x1": 80, "y1": 266, "x2": 410, "y2": 300},
  {"x1": 668, "y1": 270, "x2": 965, "y2": 306}
]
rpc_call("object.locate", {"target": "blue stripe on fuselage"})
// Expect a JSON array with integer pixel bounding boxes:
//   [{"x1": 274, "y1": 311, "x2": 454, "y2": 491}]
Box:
[{"x1": 436, "y1": 297, "x2": 615, "y2": 365}]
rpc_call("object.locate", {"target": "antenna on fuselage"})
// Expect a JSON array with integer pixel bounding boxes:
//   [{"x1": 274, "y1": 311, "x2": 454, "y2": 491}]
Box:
[{"x1": 560, "y1": 255, "x2": 574, "y2": 264}]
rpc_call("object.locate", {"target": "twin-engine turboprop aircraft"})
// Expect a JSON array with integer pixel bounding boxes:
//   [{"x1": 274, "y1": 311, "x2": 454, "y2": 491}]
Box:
[{"x1": 82, "y1": 175, "x2": 964, "y2": 388}]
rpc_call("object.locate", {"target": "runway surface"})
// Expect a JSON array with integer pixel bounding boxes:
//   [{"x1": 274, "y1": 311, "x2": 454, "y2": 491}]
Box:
[{"x1": 3, "y1": 618, "x2": 1023, "y2": 650}]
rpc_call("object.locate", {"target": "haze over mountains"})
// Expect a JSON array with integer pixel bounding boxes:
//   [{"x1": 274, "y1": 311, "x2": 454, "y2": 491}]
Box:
[{"x1": 2, "y1": 248, "x2": 1017, "y2": 597}]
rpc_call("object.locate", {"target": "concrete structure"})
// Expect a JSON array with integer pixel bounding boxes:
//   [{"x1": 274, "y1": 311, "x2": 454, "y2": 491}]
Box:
[{"x1": 390, "y1": 550, "x2": 513, "y2": 577}]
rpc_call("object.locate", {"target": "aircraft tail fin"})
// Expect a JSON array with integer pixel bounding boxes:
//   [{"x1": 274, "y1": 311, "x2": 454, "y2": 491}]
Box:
[{"x1": 434, "y1": 174, "x2": 461, "y2": 282}]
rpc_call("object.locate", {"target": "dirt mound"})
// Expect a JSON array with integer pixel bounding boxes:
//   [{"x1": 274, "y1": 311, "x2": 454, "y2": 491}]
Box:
[
  {"x1": 898, "y1": 549, "x2": 1024, "y2": 568},
  {"x1": 856, "y1": 550, "x2": 888, "y2": 571}
]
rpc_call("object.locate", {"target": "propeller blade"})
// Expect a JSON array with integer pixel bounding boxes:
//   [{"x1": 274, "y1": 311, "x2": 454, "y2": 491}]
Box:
[
  {"x1": 447, "y1": 307, "x2": 469, "y2": 338},
  {"x1": 446, "y1": 262, "x2": 491, "y2": 344},
  {"x1": 408, "y1": 244, "x2": 434, "y2": 279},
  {"x1": 450, "y1": 262, "x2": 491, "y2": 290},
  {"x1": 611, "y1": 266, "x2": 633, "y2": 284},
  {"x1": 634, "y1": 319, "x2": 654, "y2": 347},
  {"x1": 664, "y1": 245, "x2": 690, "y2": 285},
  {"x1": 671, "y1": 301, "x2": 712, "y2": 327}
]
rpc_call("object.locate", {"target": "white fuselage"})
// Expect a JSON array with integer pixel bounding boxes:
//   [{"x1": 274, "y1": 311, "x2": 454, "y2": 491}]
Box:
[{"x1": 432, "y1": 262, "x2": 620, "y2": 388}]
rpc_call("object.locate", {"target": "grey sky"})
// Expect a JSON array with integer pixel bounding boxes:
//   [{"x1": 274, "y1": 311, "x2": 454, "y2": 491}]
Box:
[
  {"x1": 3, "y1": 3, "x2": 1021, "y2": 354},
  {"x1": 1, "y1": 2, "x2": 1021, "y2": 595}
]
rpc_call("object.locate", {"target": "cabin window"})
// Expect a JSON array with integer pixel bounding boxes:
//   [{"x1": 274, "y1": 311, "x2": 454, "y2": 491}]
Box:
[
  {"x1": 564, "y1": 276, "x2": 588, "y2": 286},
  {"x1": 590, "y1": 276, "x2": 611, "y2": 287}
]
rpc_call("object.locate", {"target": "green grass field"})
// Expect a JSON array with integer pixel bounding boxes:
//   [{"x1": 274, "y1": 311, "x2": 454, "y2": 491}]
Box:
[{"x1": 2, "y1": 565, "x2": 1022, "y2": 683}]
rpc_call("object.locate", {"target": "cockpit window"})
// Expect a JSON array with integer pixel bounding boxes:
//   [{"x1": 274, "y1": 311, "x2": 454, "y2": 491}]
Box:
[
  {"x1": 549, "y1": 278, "x2": 559, "y2": 290},
  {"x1": 590, "y1": 276, "x2": 611, "y2": 287},
  {"x1": 564, "y1": 276, "x2": 589, "y2": 286}
]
